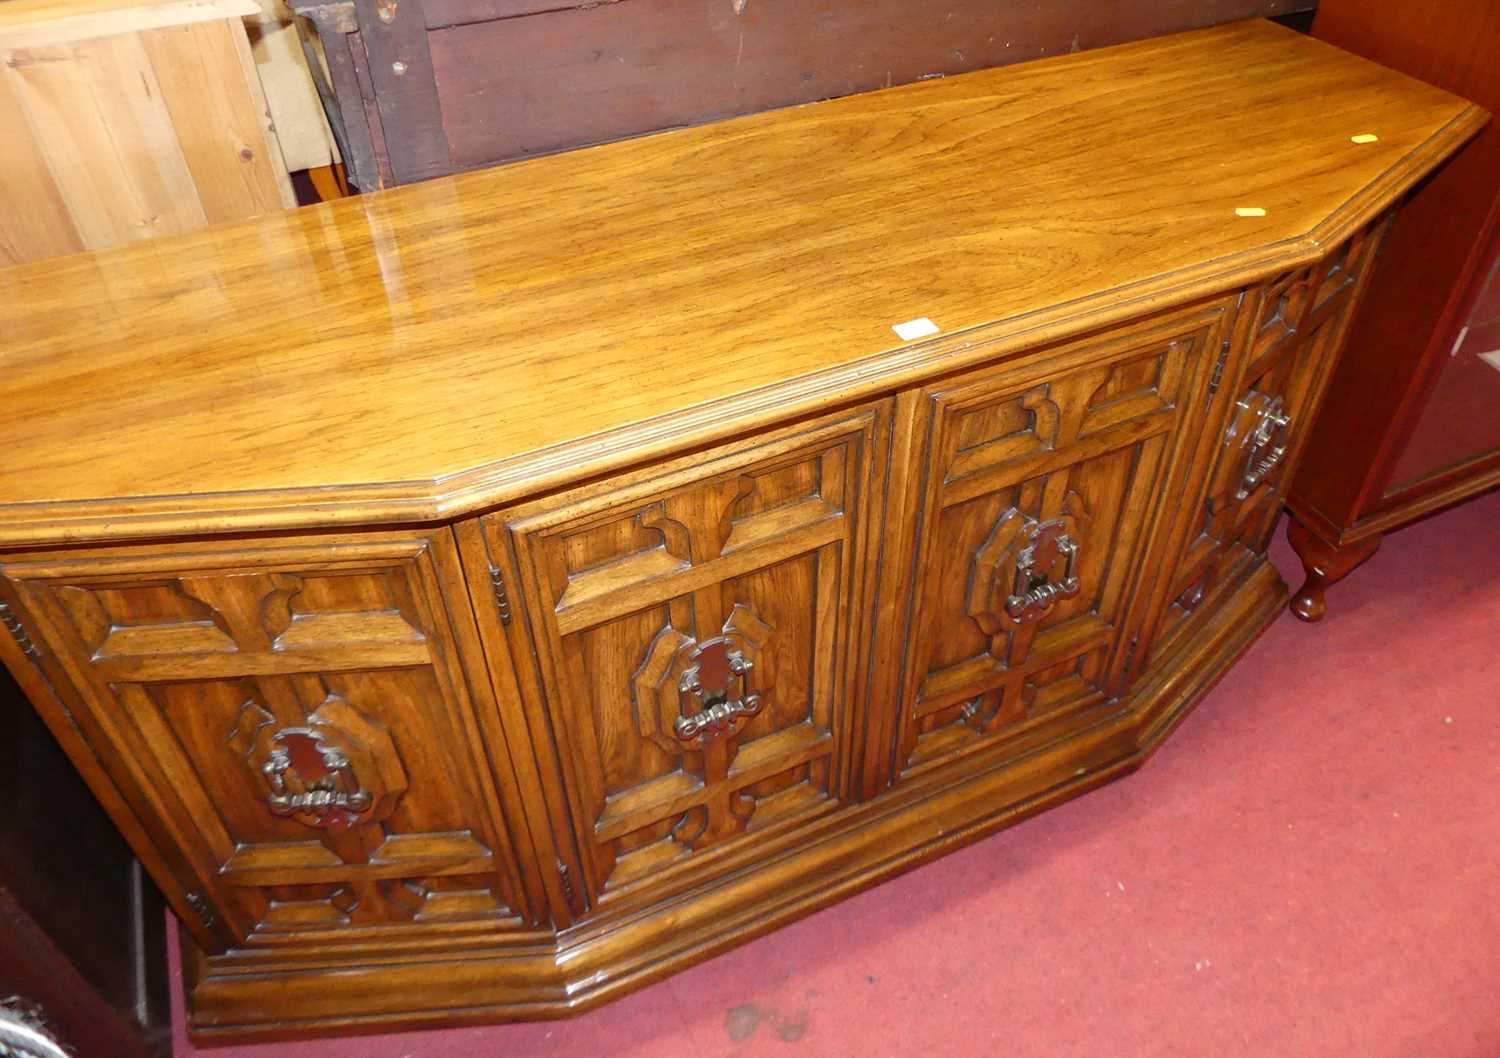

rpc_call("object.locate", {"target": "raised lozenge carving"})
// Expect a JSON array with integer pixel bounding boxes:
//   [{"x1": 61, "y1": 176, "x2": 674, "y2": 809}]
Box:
[
  {"x1": 969, "y1": 497, "x2": 1090, "y2": 637},
  {"x1": 233, "y1": 690, "x2": 408, "y2": 830},
  {"x1": 633, "y1": 603, "x2": 771, "y2": 753}
]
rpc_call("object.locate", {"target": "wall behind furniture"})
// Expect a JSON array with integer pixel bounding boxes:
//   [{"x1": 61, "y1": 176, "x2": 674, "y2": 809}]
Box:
[{"x1": 296, "y1": 0, "x2": 1317, "y2": 190}]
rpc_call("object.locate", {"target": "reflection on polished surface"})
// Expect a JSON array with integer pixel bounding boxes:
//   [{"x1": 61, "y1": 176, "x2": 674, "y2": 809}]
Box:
[{"x1": 0, "y1": 21, "x2": 1482, "y2": 546}]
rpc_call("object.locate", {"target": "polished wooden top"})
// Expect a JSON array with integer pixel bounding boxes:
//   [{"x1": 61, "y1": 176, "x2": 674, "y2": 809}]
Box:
[{"x1": 0, "y1": 19, "x2": 1483, "y2": 546}]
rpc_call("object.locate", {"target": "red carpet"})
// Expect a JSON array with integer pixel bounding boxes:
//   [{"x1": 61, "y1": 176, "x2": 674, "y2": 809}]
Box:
[{"x1": 171, "y1": 492, "x2": 1500, "y2": 1058}]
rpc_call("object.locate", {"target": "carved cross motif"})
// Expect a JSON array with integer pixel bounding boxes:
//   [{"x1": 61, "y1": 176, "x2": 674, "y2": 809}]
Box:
[{"x1": 631, "y1": 602, "x2": 772, "y2": 850}]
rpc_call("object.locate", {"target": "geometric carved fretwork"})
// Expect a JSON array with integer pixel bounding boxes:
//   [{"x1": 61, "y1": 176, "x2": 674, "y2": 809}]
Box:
[
  {"x1": 900, "y1": 313, "x2": 1220, "y2": 773},
  {"x1": 631, "y1": 602, "x2": 773, "y2": 850},
  {"x1": 12, "y1": 536, "x2": 523, "y2": 943},
  {"x1": 497, "y1": 412, "x2": 876, "y2": 904}
]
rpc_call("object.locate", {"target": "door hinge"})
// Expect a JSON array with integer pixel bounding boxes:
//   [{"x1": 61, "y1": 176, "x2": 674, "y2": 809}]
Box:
[
  {"x1": 1207, "y1": 339, "x2": 1231, "y2": 398},
  {"x1": 556, "y1": 858, "x2": 575, "y2": 908},
  {"x1": 183, "y1": 891, "x2": 217, "y2": 931},
  {"x1": 1123, "y1": 634, "x2": 1140, "y2": 677},
  {"x1": 488, "y1": 566, "x2": 513, "y2": 626},
  {"x1": 0, "y1": 601, "x2": 38, "y2": 659}
]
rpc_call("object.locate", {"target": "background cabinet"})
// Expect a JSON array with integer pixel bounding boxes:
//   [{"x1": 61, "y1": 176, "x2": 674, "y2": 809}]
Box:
[
  {"x1": 290, "y1": 0, "x2": 1311, "y2": 191},
  {"x1": 1286, "y1": 1, "x2": 1500, "y2": 620}
]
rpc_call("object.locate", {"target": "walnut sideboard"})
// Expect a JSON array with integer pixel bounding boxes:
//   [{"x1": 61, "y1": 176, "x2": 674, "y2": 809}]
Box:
[{"x1": 0, "y1": 20, "x2": 1483, "y2": 1043}]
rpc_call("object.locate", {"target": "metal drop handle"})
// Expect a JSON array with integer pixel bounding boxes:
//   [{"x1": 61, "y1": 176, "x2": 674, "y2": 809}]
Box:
[{"x1": 1004, "y1": 521, "x2": 1082, "y2": 624}]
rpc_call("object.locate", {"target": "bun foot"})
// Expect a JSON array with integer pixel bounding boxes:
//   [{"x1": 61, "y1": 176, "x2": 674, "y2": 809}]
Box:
[
  {"x1": 1285, "y1": 516, "x2": 1381, "y2": 623},
  {"x1": 1290, "y1": 582, "x2": 1328, "y2": 622}
]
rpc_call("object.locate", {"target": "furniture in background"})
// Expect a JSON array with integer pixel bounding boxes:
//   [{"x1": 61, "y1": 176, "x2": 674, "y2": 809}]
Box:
[
  {"x1": 0, "y1": 21, "x2": 1480, "y2": 1042},
  {"x1": 289, "y1": 0, "x2": 1313, "y2": 191},
  {"x1": 1285, "y1": 1, "x2": 1500, "y2": 620},
  {"x1": 0, "y1": 668, "x2": 170, "y2": 1058},
  {"x1": 0, "y1": 0, "x2": 295, "y2": 266},
  {"x1": 243, "y1": 0, "x2": 342, "y2": 185}
]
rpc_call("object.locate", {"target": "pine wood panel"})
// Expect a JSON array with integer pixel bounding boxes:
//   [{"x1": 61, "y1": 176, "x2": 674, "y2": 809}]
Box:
[
  {"x1": 0, "y1": 0, "x2": 293, "y2": 267},
  {"x1": 4, "y1": 32, "x2": 209, "y2": 250},
  {"x1": 0, "y1": 68, "x2": 84, "y2": 262},
  {"x1": 0, "y1": 20, "x2": 1483, "y2": 545},
  {"x1": 139, "y1": 19, "x2": 291, "y2": 224},
  {"x1": 0, "y1": 0, "x2": 259, "y2": 46}
]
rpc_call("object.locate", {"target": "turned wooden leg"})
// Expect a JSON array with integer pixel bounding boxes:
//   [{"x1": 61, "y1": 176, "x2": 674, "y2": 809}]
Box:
[{"x1": 1286, "y1": 516, "x2": 1382, "y2": 622}]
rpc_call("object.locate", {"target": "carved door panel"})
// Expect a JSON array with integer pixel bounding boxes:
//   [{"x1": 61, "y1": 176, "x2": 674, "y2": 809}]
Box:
[
  {"x1": 471, "y1": 406, "x2": 885, "y2": 920},
  {"x1": 0, "y1": 531, "x2": 533, "y2": 952},
  {"x1": 887, "y1": 303, "x2": 1232, "y2": 780},
  {"x1": 1150, "y1": 226, "x2": 1385, "y2": 656}
]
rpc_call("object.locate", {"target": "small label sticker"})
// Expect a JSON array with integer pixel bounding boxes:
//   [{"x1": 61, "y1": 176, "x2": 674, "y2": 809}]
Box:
[
  {"x1": 892, "y1": 317, "x2": 940, "y2": 341},
  {"x1": 1350, "y1": 133, "x2": 1379, "y2": 144},
  {"x1": 1235, "y1": 206, "x2": 1267, "y2": 218}
]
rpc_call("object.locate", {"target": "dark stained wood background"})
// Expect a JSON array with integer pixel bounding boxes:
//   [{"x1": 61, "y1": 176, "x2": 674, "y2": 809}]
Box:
[
  {"x1": 297, "y1": 0, "x2": 1317, "y2": 188},
  {"x1": 0, "y1": 669, "x2": 170, "y2": 1058}
]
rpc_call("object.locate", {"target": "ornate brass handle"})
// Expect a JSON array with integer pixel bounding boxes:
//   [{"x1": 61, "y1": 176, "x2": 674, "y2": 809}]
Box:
[
  {"x1": 259, "y1": 726, "x2": 376, "y2": 828},
  {"x1": 1004, "y1": 519, "x2": 1081, "y2": 624},
  {"x1": 1234, "y1": 394, "x2": 1292, "y2": 500},
  {"x1": 675, "y1": 637, "x2": 763, "y2": 743}
]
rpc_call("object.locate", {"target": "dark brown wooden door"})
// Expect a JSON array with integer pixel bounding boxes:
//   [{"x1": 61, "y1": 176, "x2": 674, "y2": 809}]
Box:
[
  {"x1": 883, "y1": 301, "x2": 1234, "y2": 784},
  {"x1": 0, "y1": 530, "x2": 535, "y2": 952},
  {"x1": 470, "y1": 406, "x2": 888, "y2": 921}
]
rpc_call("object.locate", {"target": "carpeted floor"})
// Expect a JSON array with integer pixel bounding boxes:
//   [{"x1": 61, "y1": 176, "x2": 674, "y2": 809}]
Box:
[{"x1": 172, "y1": 493, "x2": 1500, "y2": 1058}]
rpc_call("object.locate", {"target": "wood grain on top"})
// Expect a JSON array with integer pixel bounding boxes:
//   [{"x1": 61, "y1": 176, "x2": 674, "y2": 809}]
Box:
[{"x1": 0, "y1": 19, "x2": 1484, "y2": 545}]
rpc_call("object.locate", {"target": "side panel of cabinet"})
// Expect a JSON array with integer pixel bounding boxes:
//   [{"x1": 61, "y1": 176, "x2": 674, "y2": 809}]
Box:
[
  {"x1": 0, "y1": 530, "x2": 540, "y2": 954},
  {"x1": 1143, "y1": 222, "x2": 1388, "y2": 660},
  {"x1": 870, "y1": 300, "x2": 1235, "y2": 790},
  {"x1": 461, "y1": 404, "x2": 889, "y2": 925}
]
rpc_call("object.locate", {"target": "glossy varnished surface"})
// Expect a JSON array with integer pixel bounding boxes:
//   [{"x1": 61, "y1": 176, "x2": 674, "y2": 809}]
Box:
[{"x1": 0, "y1": 19, "x2": 1481, "y2": 545}]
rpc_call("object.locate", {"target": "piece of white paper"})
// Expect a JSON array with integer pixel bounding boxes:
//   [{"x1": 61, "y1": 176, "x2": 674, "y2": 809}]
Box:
[{"x1": 892, "y1": 317, "x2": 940, "y2": 341}]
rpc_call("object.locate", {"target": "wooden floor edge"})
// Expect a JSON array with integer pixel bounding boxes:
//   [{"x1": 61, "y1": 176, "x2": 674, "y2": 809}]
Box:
[{"x1": 186, "y1": 563, "x2": 1288, "y2": 1044}]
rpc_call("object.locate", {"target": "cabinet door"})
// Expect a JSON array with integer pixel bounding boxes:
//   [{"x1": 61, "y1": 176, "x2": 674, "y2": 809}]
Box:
[
  {"x1": 1150, "y1": 226, "x2": 1384, "y2": 655},
  {"x1": 883, "y1": 302, "x2": 1232, "y2": 781},
  {"x1": 0, "y1": 530, "x2": 535, "y2": 952},
  {"x1": 470, "y1": 405, "x2": 886, "y2": 919}
]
